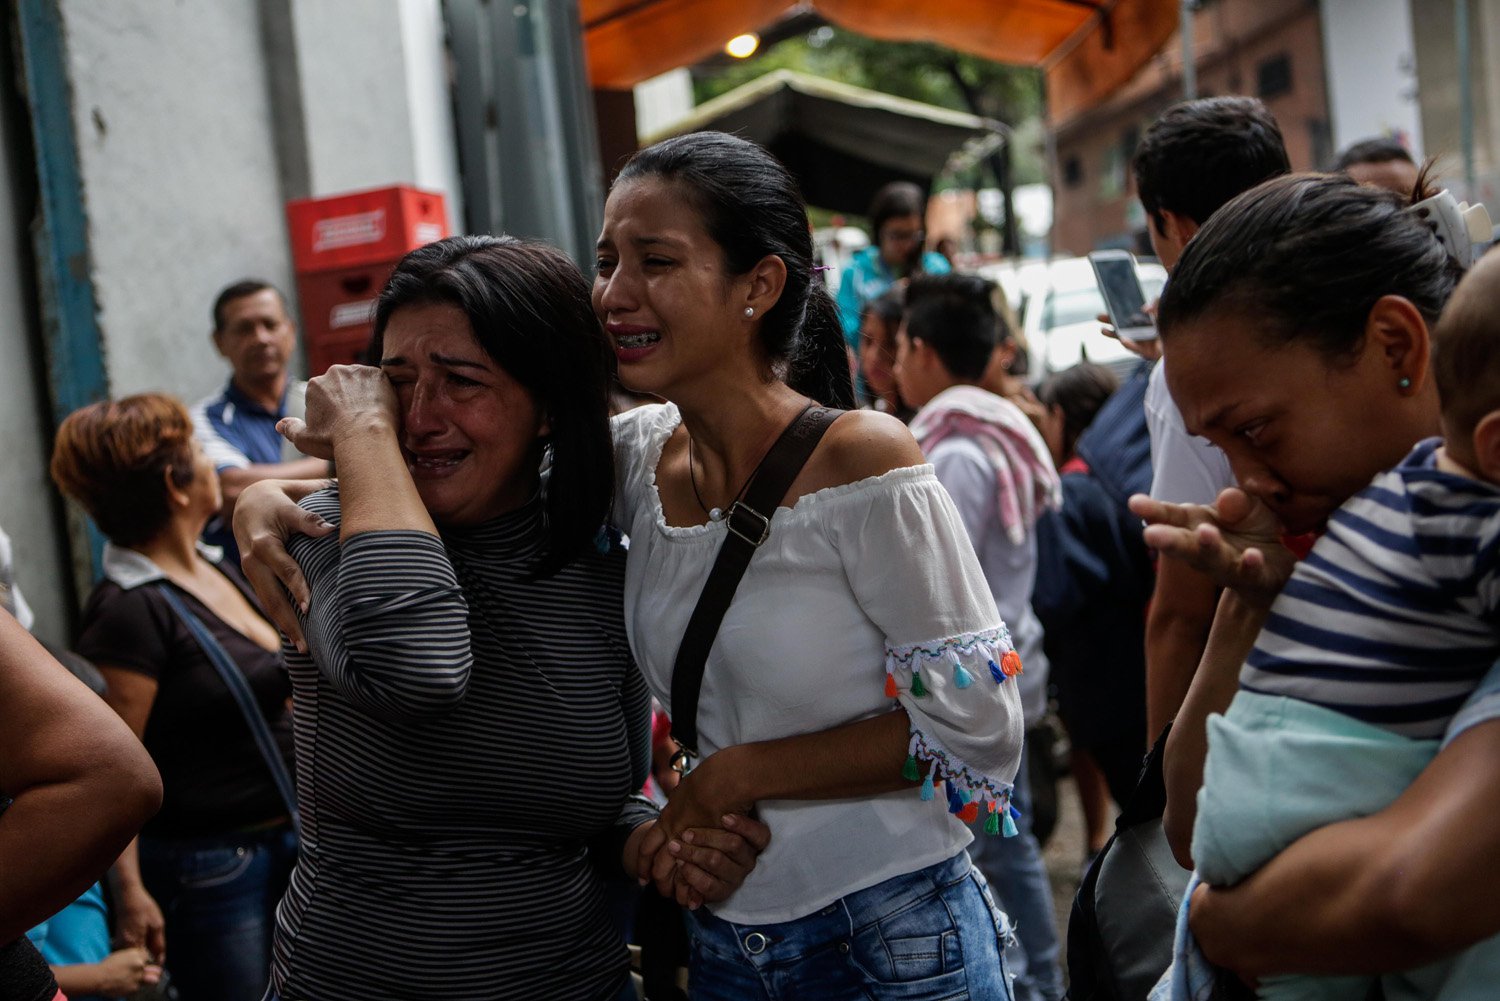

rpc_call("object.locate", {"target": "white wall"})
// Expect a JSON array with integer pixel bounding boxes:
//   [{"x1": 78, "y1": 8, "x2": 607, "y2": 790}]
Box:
[
  {"x1": 60, "y1": 0, "x2": 295, "y2": 404},
  {"x1": 56, "y1": 0, "x2": 465, "y2": 408},
  {"x1": 397, "y1": 0, "x2": 466, "y2": 232},
  {"x1": 1321, "y1": 0, "x2": 1425, "y2": 156}
]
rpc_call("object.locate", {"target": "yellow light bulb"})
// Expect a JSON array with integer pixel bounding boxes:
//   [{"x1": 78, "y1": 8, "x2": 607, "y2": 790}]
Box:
[{"x1": 725, "y1": 33, "x2": 760, "y2": 59}]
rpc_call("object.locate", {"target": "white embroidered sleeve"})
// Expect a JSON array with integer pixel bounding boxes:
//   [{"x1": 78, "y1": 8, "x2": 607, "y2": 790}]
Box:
[{"x1": 831, "y1": 469, "x2": 1026, "y2": 830}]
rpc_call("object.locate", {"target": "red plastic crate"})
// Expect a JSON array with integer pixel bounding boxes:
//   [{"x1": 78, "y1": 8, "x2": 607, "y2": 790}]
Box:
[
  {"x1": 285, "y1": 186, "x2": 449, "y2": 274},
  {"x1": 296, "y1": 262, "x2": 394, "y2": 376}
]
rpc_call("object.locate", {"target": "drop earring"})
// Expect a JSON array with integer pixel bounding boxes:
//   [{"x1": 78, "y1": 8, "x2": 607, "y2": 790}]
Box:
[{"x1": 744, "y1": 307, "x2": 754, "y2": 318}]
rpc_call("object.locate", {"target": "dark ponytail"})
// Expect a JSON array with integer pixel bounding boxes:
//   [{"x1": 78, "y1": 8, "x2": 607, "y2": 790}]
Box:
[
  {"x1": 616, "y1": 131, "x2": 856, "y2": 409},
  {"x1": 1159, "y1": 171, "x2": 1463, "y2": 359},
  {"x1": 792, "y1": 280, "x2": 856, "y2": 409}
]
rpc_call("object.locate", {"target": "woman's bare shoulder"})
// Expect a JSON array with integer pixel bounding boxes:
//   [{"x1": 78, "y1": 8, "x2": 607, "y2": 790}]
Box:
[{"x1": 800, "y1": 409, "x2": 926, "y2": 494}]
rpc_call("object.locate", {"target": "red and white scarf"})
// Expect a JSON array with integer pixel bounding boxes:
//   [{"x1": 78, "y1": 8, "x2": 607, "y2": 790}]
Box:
[{"x1": 909, "y1": 385, "x2": 1061, "y2": 544}]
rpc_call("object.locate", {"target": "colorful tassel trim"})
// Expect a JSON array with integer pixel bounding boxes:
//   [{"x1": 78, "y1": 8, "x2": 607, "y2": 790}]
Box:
[
  {"x1": 884, "y1": 626, "x2": 1018, "y2": 697},
  {"x1": 905, "y1": 727, "x2": 1017, "y2": 835}
]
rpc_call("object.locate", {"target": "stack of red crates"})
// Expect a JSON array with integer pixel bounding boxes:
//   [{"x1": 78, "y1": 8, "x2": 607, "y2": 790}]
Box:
[{"x1": 285, "y1": 186, "x2": 450, "y2": 376}]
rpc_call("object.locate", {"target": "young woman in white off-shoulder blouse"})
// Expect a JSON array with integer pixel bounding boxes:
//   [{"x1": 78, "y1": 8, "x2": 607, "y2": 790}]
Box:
[{"x1": 591, "y1": 133, "x2": 1025, "y2": 1000}]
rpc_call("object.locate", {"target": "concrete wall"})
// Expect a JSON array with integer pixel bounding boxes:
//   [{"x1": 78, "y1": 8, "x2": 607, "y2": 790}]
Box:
[
  {"x1": 1321, "y1": 0, "x2": 1424, "y2": 155},
  {"x1": 54, "y1": 0, "x2": 465, "y2": 408},
  {"x1": 59, "y1": 0, "x2": 296, "y2": 405}
]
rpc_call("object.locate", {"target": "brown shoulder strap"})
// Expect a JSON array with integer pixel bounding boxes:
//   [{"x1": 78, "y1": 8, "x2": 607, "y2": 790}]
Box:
[{"x1": 669, "y1": 404, "x2": 841, "y2": 762}]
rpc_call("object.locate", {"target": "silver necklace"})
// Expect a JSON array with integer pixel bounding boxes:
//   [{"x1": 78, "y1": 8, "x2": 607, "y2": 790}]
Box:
[{"x1": 687, "y1": 433, "x2": 759, "y2": 523}]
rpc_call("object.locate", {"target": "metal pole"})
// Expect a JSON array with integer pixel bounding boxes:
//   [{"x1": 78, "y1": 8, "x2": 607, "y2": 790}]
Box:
[
  {"x1": 1457, "y1": 0, "x2": 1477, "y2": 199},
  {"x1": 1181, "y1": 0, "x2": 1197, "y2": 100}
]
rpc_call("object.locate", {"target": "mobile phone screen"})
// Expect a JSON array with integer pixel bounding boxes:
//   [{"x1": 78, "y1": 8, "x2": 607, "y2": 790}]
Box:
[{"x1": 1091, "y1": 256, "x2": 1155, "y2": 340}]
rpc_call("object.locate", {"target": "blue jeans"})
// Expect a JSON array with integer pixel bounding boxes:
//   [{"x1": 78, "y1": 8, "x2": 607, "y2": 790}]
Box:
[
  {"x1": 139, "y1": 825, "x2": 296, "y2": 1001},
  {"x1": 967, "y1": 744, "x2": 1065, "y2": 1001},
  {"x1": 687, "y1": 851, "x2": 1015, "y2": 1000}
]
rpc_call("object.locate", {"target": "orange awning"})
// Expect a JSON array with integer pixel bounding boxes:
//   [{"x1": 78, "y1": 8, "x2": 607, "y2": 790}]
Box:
[{"x1": 580, "y1": 0, "x2": 1179, "y2": 126}]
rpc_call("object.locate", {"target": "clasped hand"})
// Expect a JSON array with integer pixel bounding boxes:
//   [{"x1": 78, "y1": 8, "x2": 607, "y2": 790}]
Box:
[
  {"x1": 1127, "y1": 487, "x2": 1297, "y2": 608},
  {"x1": 634, "y1": 750, "x2": 768, "y2": 910}
]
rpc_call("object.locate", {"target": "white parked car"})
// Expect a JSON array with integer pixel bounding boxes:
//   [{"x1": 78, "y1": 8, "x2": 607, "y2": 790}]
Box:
[{"x1": 982, "y1": 256, "x2": 1166, "y2": 382}]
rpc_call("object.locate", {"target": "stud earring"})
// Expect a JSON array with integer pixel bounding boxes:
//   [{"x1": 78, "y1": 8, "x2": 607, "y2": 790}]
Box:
[
  {"x1": 1398, "y1": 376, "x2": 1412, "y2": 389},
  {"x1": 744, "y1": 307, "x2": 754, "y2": 318}
]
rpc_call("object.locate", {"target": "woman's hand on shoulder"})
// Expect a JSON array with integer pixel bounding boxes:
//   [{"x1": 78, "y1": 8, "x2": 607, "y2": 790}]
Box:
[
  {"x1": 800, "y1": 409, "x2": 925, "y2": 495},
  {"x1": 233, "y1": 479, "x2": 336, "y2": 650},
  {"x1": 1129, "y1": 487, "x2": 1295, "y2": 608}
]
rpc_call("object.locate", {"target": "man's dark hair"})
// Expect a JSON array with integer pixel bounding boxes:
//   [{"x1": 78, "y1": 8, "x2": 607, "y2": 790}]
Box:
[
  {"x1": 212, "y1": 279, "x2": 284, "y2": 332},
  {"x1": 904, "y1": 274, "x2": 1002, "y2": 381},
  {"x1": 1333, "y1": 137, "x2": 1415, "y2": 171},
  {"x1": 1132, "y1": 96, "x2": 1291, "y2": 235}
]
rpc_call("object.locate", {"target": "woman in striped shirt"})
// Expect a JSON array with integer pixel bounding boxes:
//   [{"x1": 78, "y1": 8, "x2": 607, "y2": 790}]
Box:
[{"x1": 250, "y1": 236, "x2": 765, "y2": 1001}]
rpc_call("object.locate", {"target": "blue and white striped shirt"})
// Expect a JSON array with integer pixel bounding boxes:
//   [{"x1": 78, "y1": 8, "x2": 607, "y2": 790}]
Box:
[{"x1": 1243, "y1": 438, "x2": 1500, "y2": 739}]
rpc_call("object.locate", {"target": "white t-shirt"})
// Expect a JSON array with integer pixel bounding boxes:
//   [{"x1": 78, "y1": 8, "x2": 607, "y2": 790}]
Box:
[
  {"x1": 612, "y1": 404, "x2": 1025, "y2": 924},
  {"x1": 927, "y1": 436, "x2": 1050, "y2": 727},
  {"x1": 1144, "y1": 360, "x2": 1235, "y2": 504}
]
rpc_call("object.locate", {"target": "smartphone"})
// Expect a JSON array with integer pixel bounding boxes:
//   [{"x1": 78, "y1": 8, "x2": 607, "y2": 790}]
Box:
[{"x1": 1087, "y1": 250, "x2": 1157, "y2": 342}]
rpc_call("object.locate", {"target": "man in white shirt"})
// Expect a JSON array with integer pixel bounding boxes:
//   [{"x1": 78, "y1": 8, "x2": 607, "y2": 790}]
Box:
[
  {"x1": 897, "y1": 273, "x2": 1064, "y2": 1001},
  {"x1": 1129, "y1": 97, "x2": 1290, "y2": 737}
]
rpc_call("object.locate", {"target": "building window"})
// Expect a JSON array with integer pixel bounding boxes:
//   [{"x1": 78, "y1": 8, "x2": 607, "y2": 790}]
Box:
[
  {"x1": 1063, "y1": 155, "x2": 1083, "y2": 188},
  {"x1": 1258, "y1": 53, "x2": 1292, "y2": 100}
]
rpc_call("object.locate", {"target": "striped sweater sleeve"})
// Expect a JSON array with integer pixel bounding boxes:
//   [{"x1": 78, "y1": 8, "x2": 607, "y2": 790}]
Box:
[{"x1": 299, "y1": 527, "x2": 473, "y2": 721}]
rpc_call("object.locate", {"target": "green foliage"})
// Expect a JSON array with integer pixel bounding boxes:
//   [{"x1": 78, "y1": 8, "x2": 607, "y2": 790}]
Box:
[{"x1": 693, "y1": 25, "x2": 1046, "y2": 187}]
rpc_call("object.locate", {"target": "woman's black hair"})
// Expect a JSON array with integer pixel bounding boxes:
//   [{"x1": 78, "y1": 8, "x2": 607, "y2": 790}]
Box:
[
  {"x1": 1158, "y1": 171, "x2": 1464, "y2": 359},
  {"x1": 370, "y1": 235, "x2": 614, "y2": 576},
  {"x1": 1037, "y1": 362, "x2": 1119, "y2": 462},
  {"x1": 615, "y1": 131, "x2": 855, "y2": 409}
]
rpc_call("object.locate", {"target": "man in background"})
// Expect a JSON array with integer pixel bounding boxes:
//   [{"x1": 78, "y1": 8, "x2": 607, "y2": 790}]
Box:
[{"x1": 191, "y1": 281, "x2": 328, "y2": 556}]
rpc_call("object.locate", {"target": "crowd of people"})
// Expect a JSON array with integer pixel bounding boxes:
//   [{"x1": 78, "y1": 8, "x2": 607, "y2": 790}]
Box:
[{"x1": 1, "y1": 89, "x2": 1496, "y2": 1001}]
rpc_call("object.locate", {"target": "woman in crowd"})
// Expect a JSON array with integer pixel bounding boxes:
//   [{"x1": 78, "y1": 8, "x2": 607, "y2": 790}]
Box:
[
  {"x1": 242, "y1": 132, "x2": 1025, "y2": 1000},
  {"x1": 1132, "y1": 173, "x2": 1500, "y2": 991},
  {"x1": 856, "y1": 289, "x2": 912, "y2": 421},
  {"x1": 836, "y1": 180, "x2": 951, "y2": 363},
  {"x1": 261, "y1": 235, "x2": 768, "y2": 1001},
  {"x1": 49, "y1": 395, "x2": 296, "y2": 1001}
]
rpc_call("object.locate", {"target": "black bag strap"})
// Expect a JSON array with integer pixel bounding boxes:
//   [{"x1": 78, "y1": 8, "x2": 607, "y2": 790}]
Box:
[
  {"x1": 669, "y1": 404, "x2": 841, "y2": 763},
  {"x1": 155, "y1": 584, "x2": 302, "y2": 840}
]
